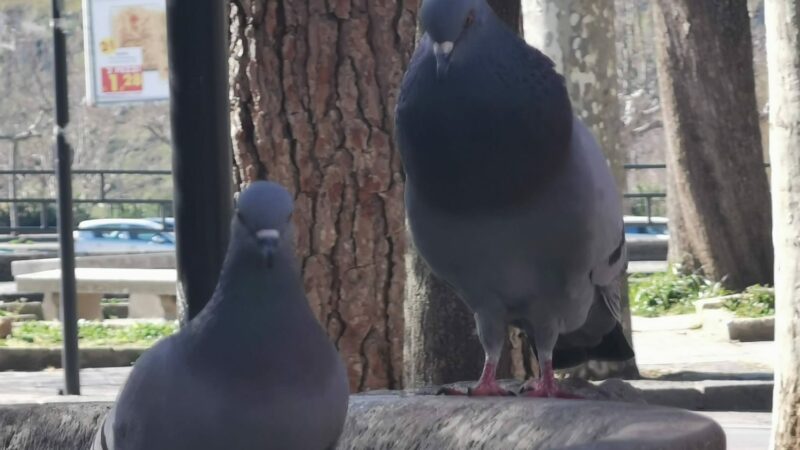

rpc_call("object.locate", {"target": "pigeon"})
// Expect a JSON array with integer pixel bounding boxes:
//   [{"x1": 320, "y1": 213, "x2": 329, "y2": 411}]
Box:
[
  {"x1": 92, "y1": 181, "x2": 350, "y2": 449},
  {"x1": 395, "y1": 0, "x2": 634, "y2": 397}
]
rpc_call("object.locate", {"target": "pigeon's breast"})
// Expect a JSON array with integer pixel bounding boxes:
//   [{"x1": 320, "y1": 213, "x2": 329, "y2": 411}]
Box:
[{"x1": 396, "y1": 51, "x2": 572, "y2": 214}]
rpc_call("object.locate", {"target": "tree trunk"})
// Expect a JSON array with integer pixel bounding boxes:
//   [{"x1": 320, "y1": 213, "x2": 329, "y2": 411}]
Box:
[
  {"x1": 666, "y1": 161, "x2": 699, "y2": 270},
  {"x1": 523, "y1": 1, "x2": 624, "y2": 185},
  {"x1": 522, "y1": 0, "x2": 639, "y2": 379},
  {"x1": 228, "y1": 0, "x2": 417, "y2": 392},
  {"x1": 765, "y1": 0, "x2": 800, "y2": 446},
  {"x1": 488, "y1": 0, "x2": 522, "y2": 33},
  {"x1": 403, "y1": 0, "x2": 523, "y2": 388},
  {"x1": 652, "y1": 0, "x2": 772, "y2": 290},
  {"x1": 404, "y1": 243, "x2": 486, "y2": 387}
]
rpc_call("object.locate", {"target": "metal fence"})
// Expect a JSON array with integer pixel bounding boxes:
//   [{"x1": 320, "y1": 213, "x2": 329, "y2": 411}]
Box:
[
  {"x1": 624, "y1": 163, "x2": 666, "y2": 222},
  {"x1": 0, "y1": 164, "x2": 677, "y2": 234},
  {"x1": 0, "y1": 169, "x2": 172, "y2": 234}
]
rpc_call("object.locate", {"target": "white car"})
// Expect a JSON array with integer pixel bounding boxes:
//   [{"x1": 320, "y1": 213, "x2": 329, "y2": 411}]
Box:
[{"x1": 73, "y1": 218, "x2": 176, "y2": 254}]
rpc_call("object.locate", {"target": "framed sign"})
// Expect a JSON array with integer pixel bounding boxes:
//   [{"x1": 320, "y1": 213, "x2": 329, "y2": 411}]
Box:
[{"x1": 82, "y1": 0, "x2": 169, "y2": 105}]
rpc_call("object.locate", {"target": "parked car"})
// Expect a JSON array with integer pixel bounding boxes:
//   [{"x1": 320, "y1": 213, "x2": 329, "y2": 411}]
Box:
[
  {"x1": 624, "y1": 215, "x2": 669, "y2": 240},
  {"x1": 144, "y1": 217, "x2": 175, "y2": 232},
  {"x1": 624, "y1": 216, "x2": 669, "y2": 262},
  {"x1": 73, "y1": 218, "x2": 176, "y2": 254},
  {"x1": 144, "y1": 217, "x2": 176, "y2": 241}
]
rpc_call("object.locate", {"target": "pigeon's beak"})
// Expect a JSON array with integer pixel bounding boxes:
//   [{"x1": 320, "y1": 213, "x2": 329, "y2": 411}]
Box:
[
  {"x1": 433, "y1": 41, "x2": 454, "y2": 80},
  {"x1": 256, "y1": 229, "x2": 280, "y2": 268}
]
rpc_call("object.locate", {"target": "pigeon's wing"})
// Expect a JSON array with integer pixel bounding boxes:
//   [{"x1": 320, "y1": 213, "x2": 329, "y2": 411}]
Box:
[
  {"x1": 91, "y1": 405, "x2": 116, "y2": 450},
  {"x1": 89, "y1": 336, "x2": 180, "y2": 450},
  {"x1": 569, "y1": 118, "x2": 628, "y2": 321}
]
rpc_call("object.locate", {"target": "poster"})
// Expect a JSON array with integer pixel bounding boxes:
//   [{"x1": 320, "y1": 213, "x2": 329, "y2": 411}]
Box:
[{"x1": 83, "y1": 0, "x2": 169, "y2": 105}]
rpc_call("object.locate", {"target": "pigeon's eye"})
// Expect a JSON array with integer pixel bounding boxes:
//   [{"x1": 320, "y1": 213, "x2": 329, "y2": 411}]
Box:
[{"x1": 464, "y1": 10, "x2": 475, "y2": 28}]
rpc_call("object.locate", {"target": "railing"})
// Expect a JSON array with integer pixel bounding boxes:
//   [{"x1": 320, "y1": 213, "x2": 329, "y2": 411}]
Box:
[
  {"x1": 1, "y1": 163, "x2": 768, "y2": 234},
  {"x1": 0, "y1": 169, "x2": 172, "y2": 234},
  {"x1": 622, "y1": 162, "x2": 771, "y2": 223},
  {"x1": 624, "y1": 163, "x2": 666, "y2": 223}
]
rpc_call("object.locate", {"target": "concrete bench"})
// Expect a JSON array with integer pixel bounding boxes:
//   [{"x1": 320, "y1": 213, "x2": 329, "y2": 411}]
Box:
[
  {"x1": 14, "y1": 268, "x2": 177, "y2": 321},
  {"x1": 10, "y1": 251, "x2": 175, "y2": 277}
]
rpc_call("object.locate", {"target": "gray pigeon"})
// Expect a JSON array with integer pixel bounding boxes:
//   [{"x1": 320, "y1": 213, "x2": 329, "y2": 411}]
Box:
[
  {"x1": 396, "y1": 0, "x2": 634, "y2": 397},
  {"x1": 92, "y1": 181, "x2": 350, "y2": 449}
]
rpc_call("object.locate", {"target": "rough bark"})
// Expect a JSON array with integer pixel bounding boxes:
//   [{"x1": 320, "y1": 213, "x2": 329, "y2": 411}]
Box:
[
  {"x1": 403, "y1": 244, "x2": 486, "y2": 387},
  {"x1": 765, "y1": 1, "x2": 800, "y2": 447},
  {"x1": 652, "y1": 0, "x2": 773, "y2": 290},
  {"x1": 403, "y1": 0, "x2": 522, "y2": 389},
  {"x1": 522, "y1": 0, "x2": 638, "y2": 379},
  {"x1": 228, "y1": 0, "x2": 417, "y2": 392}
]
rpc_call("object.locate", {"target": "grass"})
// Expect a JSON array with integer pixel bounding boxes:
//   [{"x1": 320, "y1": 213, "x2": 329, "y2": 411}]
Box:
[
  {"x1": 630, "y1": 266, "x2": 775, "y2": 318},
  {"x1": 0, "y1": 321, "x2": 177, "y2": 348},
  {"x1": 629, "y1": 266, "x2": 730, "y2": 317},
  {"x1": 723, "y1": 285, "x2": 775, "y2": 318},
  {"x1": 6, "y1": 239, "x2": 34, "y2": 244}
]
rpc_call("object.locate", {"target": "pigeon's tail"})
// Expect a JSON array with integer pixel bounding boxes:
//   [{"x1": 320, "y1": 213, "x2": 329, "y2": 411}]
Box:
[
  {"x1": 547, "y1": 287, "x2": 635, "y2": 370},
  {"x1": 551, "y1": 323, "x2": 634, "y2": 370}
]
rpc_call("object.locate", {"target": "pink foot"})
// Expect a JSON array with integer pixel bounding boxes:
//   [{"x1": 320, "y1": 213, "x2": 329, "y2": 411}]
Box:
[
  {"x1": 437, "y1": 361, "x2": 515, "y2": 397},
  {"x1": 467, "y1": 379, "x2": 515, "y2": 397},
  {"x1": 520, "y1": 361, "x2": 583, "y2": 399}
]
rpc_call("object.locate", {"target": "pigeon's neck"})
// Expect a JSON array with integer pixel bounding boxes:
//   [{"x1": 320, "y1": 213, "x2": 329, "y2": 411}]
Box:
[{"x1": 218, "y1": 246, "x2": 302, "y2": 306}]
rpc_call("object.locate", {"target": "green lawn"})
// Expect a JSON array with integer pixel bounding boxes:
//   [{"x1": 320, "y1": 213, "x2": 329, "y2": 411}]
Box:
[
  {"x1": 0, "y1": 321, "x2": 177, "y2": 348},
  {"x1": 630, "y1": 266, "x2": 774, "y2": 318}
]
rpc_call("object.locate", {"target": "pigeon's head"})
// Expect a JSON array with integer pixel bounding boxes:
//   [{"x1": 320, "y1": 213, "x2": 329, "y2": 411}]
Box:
[
  {"x1": 420, "y1": 0, "x2": 488, "y2": 79},
  {"x1": 234, "y1": 180, "x2": 294, "y2": 268}
]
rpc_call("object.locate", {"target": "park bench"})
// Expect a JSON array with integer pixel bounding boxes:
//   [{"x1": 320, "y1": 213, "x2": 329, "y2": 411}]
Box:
[{"x1": 13, "y1": 268, "x2": 177, "y2": 321}]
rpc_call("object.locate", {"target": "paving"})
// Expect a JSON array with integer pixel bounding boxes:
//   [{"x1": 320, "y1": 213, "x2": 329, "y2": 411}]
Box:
[
  {"x1": 627, "y1": 260, "x2": 668, "y2": 274},
  {"x1": 632, "y1": 314, "x2": 774, "y2": 378},
  {"x1": 698, "y1": 412, "x2": 772, "y2": 450}
]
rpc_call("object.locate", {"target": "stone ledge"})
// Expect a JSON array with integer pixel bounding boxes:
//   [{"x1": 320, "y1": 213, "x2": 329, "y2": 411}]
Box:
[
  {"x1": 343, "y1": 395, "x2": 725, "y2": 450},
  {"x1": 631, "y1": 379, "x2": 773, "y2": 412},
  {"x1": 0, "y1": 347, "x2": 143, "y2": 371},
  {"x1": 0, "y1": 396, "x2": 725, "y2": 450},
  {"x1": 424, "y1": 377, "x2": 772, "y2": 412},
  {"x1": 727, "y1": 317, "x2": 774, "y2": 342}
]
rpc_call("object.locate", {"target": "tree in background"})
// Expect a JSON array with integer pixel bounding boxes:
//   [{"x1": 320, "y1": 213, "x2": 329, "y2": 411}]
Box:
[
  {"x1": 521, "y1": 0, "x2": 638, "y2": 379},
  {"x1": 228, "y1": 0, "x2": 417, "y2": 392},
  {"x1": 652, "y1": 0, "x2": 772, "y2": 290},
  {"x1": 0, "y1": 2, "x2": 174, "y2": 220},
  {"x1": 765, "y1": 0, "x2": 800, "y2": 446}
]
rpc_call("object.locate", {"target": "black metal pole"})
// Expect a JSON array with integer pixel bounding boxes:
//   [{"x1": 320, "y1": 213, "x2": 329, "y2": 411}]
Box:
[
  {"x1": 51, "y1": 0, "x2": 80, "y2": 395},
  {"x1": 165, "y1": 0, "x2": 232, "y2": 322}
]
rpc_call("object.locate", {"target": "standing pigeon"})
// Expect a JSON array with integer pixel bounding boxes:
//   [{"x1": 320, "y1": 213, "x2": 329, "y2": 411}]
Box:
[
  {"x1": 396, "y1": 0, "x2": 634, "y2": 397},
  {"x1": 92, "y1": 181, "x2": 350, "y2": 449}
]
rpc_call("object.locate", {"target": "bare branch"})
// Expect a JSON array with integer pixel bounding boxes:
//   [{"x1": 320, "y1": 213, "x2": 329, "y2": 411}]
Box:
[
  {"x1": 0, "y1": 110, "x2": 46, "y2": 141},
  {"x1": 632, "y1": 119, "x2": 663, "y2": 135},
  {"x1": 145, "y1": 123, "x2": 171, "y2": 145}
]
